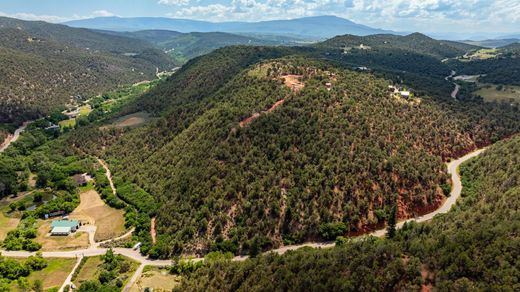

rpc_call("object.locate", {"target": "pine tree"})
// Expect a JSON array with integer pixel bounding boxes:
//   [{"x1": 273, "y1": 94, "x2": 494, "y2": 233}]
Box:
[{"x1": 386, "y1": 204, "x2": 397, "y2": 239}]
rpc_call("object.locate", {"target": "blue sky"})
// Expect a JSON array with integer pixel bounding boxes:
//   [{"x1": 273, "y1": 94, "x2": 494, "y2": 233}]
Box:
[{"x1": 0, "y1": 0, "x2": 519, "y2": 35}]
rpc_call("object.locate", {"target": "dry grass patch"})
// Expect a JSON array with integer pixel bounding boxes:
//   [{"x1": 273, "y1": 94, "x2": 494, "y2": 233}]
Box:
[
  {"x1": 28, "y1": 258, "x2": 77, "y2": 291},
  {"x1": 130, "y1": 267, "x2": 180, "y2": 292},
  {"x1": 101, "y1": 112, "x2": 150, "y2": 130},
  {"x1": 0, "y1": 196, "x2": 23, "y2": 241},
  {"x1": 0, "y1": 212, "x2": 20, "y2": 241},
  {"x1": 70, "y1": 189, "x2": 126, "y2": 242},
  {"x1": 475, "y1": 85, "x2": 520, "y2": 103},
  {"x1": 36, "y1": 220, "x2": 89, "y2": 251}
]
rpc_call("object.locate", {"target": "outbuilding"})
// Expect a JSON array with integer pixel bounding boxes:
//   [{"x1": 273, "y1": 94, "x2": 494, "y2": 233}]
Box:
[{"x1": 50, "y1": 220, "x2": 79, "y2": 236}]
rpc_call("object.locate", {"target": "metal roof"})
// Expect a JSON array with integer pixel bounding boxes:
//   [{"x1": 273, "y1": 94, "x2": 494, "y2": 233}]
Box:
[
  {"x1": 51, "y1": 226, "x2": 72, "y2": 234},
  {"x1": 51, "y1": 220, "x2": 79, "y2": 228}
]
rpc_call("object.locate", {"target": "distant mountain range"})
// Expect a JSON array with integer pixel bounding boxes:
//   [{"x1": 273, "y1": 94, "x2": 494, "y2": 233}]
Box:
[
  {"x1": 462, "y1": 38, "x2": 520, "y2": 48},
  {"x1": 64, "y1": 15, "x2": 397, "y2": 39}
]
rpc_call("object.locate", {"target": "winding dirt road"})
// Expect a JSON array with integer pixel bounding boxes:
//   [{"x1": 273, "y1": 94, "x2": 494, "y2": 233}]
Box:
[
  {"x1": 445, "y1": 70, "x2": 459, "y2": 99},
  {"x1": 0, "y1": 121, "x2": 32, "y2": 153},
  {"x1": 1, "y1": 147, "x2": 486, "y2": 263}
]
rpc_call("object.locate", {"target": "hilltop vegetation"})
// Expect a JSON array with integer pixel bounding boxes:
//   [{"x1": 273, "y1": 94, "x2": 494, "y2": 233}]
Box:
[
  {"x1": 106, "y1": 30, "x2": 287, "y2": 65},
  {"x1": 0, "y1": 17, "x2": 173, "y2": 126},
  {"x1": 317, "y1": 33, "x2": 478, "y2": 60},
  {"x1": 176, "y1": 134, "x2": 520, "y2": 291},
  {"x1": 66, "y1": 45, "x2": 520, "y2": 258}
]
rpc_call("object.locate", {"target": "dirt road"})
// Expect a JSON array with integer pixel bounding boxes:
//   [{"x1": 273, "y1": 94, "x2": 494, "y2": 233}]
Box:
[{"x1": 0, "y1": 121, "x2": 32, "y2": 153}]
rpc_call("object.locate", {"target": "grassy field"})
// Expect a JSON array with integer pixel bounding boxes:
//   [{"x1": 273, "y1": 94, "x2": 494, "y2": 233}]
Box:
[
  {"x1": 73, "y1": 255, "x2": 139, "y2": 288},
  {"x1": 0, "y1": 195, "x2": 25, "y2": 240},
  {"x1": 0, "y1": 208, "x2": 20, "y2": 240},
  {"x1": 130, "y1": 266, "x2": 180, "y2": 292},
  {"x1": 59, "y1": 118, "x2": 76, "y2": 129},
  {"x1": 27, "y1": 258, "x2": 77, "y2": 291},
  {"x1": 36, "y1": 220, "x2": 89, "y2": 251},
  {"x1": 8, "y1": 257, "x2": 77, "y2": 291},
  {"x1": 70, "y1": 186, "x2": 126, "y2": 242},
  {"x1": 471, "y1": 48, "x2": 499, "y2": 60},
  {"x1": 79, "y1": 105, "x2": 92, "y2": 116},
  {"x1": 474, "y1": 84, "x2": 520, "y2": 103}
]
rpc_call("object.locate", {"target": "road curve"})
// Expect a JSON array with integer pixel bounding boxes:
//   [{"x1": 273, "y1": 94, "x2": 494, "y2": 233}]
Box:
[
  {"x1": 0, "y1": 147, "x2": 487, "y2": 264},
  {"x1": 0, "y1": 121, "x2": 32, "y2": 153},
  {"x1": 445, "y1": 70, "x2": 459, "y2": 99},
  {"x1": 235, "y1": 146, "x2": 488, "y2": 256}
]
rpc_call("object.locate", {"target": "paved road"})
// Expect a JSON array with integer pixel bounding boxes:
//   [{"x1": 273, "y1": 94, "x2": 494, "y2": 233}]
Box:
[{"x1": 0, "y1": 121, "x2": 32, "y2": 153}]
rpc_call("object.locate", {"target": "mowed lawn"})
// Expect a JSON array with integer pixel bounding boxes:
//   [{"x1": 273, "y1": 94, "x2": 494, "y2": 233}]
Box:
[
  {"x1": 70, "y1": 186, "x2": 126, "y2": 242},
  {"x1": 73, "y1": 255, "x2": 139, "y2": 288},
  {"x1": 130, "y1": 266, "x2": 180, "y2": 292},
  {"x1": 9, "y1": 258, "x2": 76, "y2": 291}
]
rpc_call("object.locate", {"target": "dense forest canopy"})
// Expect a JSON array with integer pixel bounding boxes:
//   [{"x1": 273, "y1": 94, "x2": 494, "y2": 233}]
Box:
[
  {"x1": 0, "y1": 17, "x2": 173, "y2": 126},
  {"x1": 316, "y1": 33, "x2": 479, "y2": 60},
  {"x1": 175, "y1": 134, "x2": 520, "y2": 291},
  {"x1": 66, "y1": 44, "x2": 520, "y2": 258}
]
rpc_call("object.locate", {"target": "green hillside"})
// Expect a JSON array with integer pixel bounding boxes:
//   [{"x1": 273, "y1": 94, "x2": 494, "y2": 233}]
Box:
[
  {"x1": 175, "y1": 134, "x2": 520, "y2": 291},
  {"x1": 67, "y1": 46, "x2": 520, "y2": 258},
  {"x1": 0, "y1": 17, "x2": 174, "y2": 125},
  {"x1": 109, "y1": 30, "x2": 287, "y2": 64},
  {"x1": 317, "y1": 33, "x2": 479, "y2": 59}
]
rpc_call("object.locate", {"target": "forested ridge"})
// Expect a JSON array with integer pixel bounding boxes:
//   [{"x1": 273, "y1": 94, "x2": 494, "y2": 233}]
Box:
[
  {"x1": 67, "y1": 45, "x2": 520, "y2": 258},
  {"x1": 0, "y1": 17, "x2": 173, "y2": 126},
  {"x1": 106, "y1": 30, "x2": 283, "y2": 65},
  {"x1": 316, "y1": 33, "x2": 479, "y2": 60},
  {"x1": 175, "y1": 134, "x2": 520, "y2": 291}
]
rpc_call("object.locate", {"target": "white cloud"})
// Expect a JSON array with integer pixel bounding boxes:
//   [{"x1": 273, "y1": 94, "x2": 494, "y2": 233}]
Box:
[
  {"x1": 0, "y1": 10, "x2": 118, "y2": 23},
  {"x1": 0, "y1": 11, "x2": 71, "y2": 23},
  {"x1": 92, "y1": 10, "x2": 116, "y2": 17},
  {"x1": 158, "y1": 0, "x2": 192, "y2": 5}
]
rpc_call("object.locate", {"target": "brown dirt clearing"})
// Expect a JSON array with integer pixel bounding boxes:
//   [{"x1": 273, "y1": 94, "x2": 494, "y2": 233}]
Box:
[{"x1": 70, "y1": 189, "x2": 126, "y2": 241}]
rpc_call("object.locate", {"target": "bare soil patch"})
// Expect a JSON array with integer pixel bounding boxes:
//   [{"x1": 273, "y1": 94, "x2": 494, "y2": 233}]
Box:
[
  {"x1": 101, "y1": 112, "x2": 150, "y2": 129},
  {"x1": 150, "y1": 217, "x2": 157, "y2": 244},
  {"x1": 36, "y1": 220, "x2": 89, "y2": 251},
  {"x1": 281, "y1": 75, "x2": 304, "y2": 91},
  {"x1": 239, "y1": 99, "x2": 285, "y2": 128},
  {"x1": 70, "y1": 190, "x2": 126, "y2": 241}
]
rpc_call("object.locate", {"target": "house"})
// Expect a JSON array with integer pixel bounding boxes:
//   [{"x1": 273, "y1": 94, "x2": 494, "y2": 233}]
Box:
[
  {"x1": 72, "y1": 173, "x2": 91, "y2": 186},
  {"x1": 50, "y1": 220, "x2": 79, "y2": 236},
  {"x1": 400, "y1": 91, "x2": 411, "y2": 98}
]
